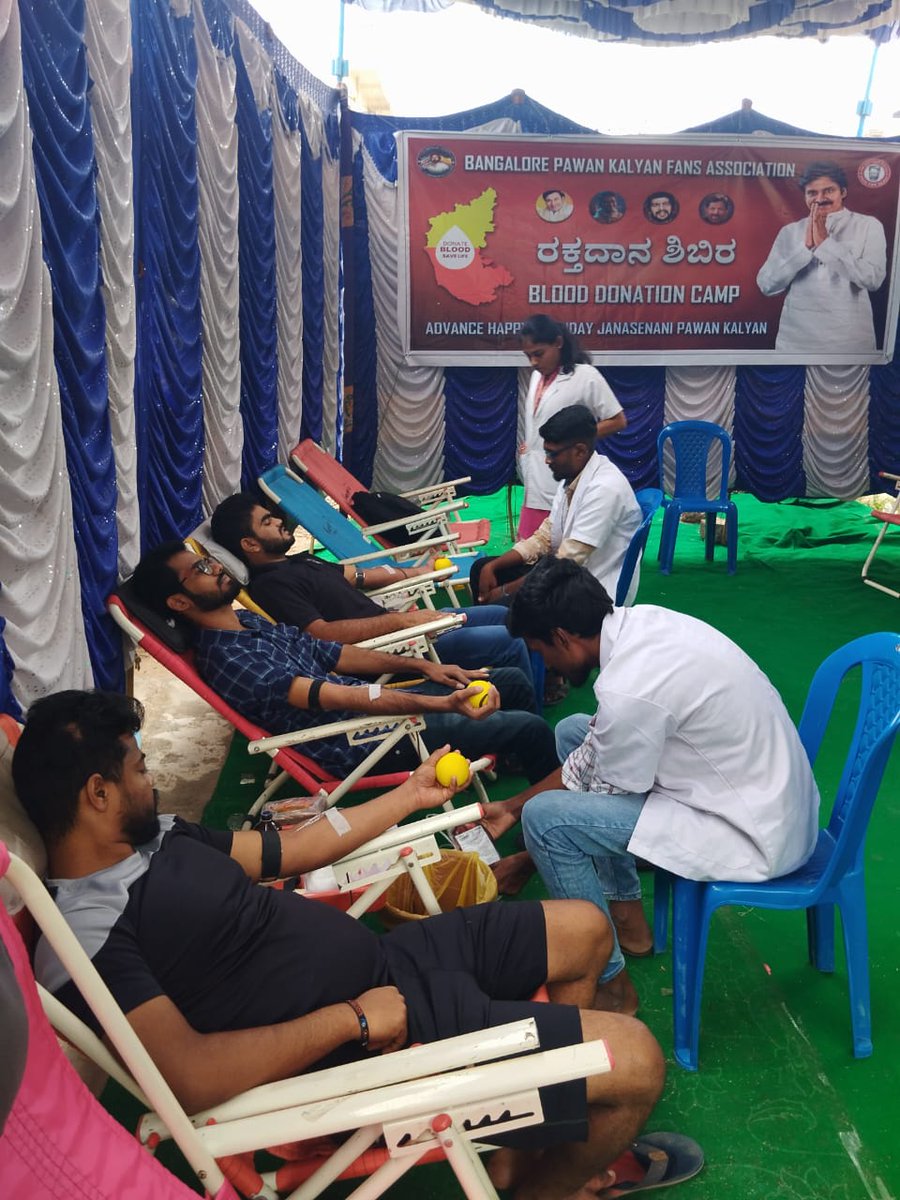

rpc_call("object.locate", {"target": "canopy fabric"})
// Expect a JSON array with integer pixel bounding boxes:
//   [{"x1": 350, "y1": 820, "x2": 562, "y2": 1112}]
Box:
[{"x1": 350, "y1": 0, "x2": 900, "y2": 42}]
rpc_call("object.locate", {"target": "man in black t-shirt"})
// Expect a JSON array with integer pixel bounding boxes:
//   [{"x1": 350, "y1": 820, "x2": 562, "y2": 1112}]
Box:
[
  {"x1": 13, "y1": 690, "x2": 689, "y2": 1200},
  {"x1": 210, "y1": 493, "x2": 536, "y2": 683}
]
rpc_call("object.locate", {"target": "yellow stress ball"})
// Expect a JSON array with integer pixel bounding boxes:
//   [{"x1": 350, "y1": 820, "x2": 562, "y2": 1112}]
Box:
[
  {"x1": 435, "y1": 751, "x2": 471, "y2": 788},
  {"x1": 467, "y1": 679, "x2": 492, "y2": 709},
  {"x1": 433, "y1": 556, "x2": 453, "y2": 570}
]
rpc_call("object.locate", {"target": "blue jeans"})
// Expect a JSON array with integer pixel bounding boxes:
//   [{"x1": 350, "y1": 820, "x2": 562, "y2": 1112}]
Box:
[
  {"x1": 437, "y1": 606, "x2": 534, "y2": 685},
  {"x1": 521, "y1": 715, "x2": 647, "y2": 983}
]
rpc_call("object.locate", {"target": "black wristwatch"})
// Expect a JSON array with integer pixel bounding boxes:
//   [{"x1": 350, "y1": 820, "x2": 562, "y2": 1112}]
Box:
[{"x1": 355, "y1": 569, "x2": 366, "y2": 589}]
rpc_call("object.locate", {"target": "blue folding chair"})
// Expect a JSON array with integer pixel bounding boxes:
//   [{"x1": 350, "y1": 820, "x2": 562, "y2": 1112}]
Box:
[
  {"x1": 257, "y1": 465, "x2": 477, "y2": 606},
  {"x1": 615, "y1": 488, "x2": 663, "y2": 606},
  {"x1": 653, "y1": 632, "x2": 900, "y2": 1070},
  {"x1": 657, "y1": 421, "x2": 737, "y2": 575}
]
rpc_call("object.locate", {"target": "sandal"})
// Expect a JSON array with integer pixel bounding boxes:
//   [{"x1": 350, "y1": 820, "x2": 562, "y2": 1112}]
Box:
[{"x1": 602, "y1": 1132, "x2": 705, "y2": 1196}]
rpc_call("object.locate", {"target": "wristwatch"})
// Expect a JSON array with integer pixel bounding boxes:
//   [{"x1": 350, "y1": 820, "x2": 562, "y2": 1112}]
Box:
[{"x1": 355, "y1": 569, "x2": 366, "y2": 589}]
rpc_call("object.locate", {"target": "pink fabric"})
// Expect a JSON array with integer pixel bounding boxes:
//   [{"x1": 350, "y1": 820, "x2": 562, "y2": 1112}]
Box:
[
  {"x1": 0, "y1": 901, "x2": 209, "y2": 1199},
  {"x1": 517, "y1": 505, "x2": 550, "y2": 540}
]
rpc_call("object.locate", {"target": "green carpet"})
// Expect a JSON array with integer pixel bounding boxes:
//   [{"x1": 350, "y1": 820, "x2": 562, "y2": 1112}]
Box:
[{"x1": 192, "y1": 489, "x2": 900, "y2": 1200}]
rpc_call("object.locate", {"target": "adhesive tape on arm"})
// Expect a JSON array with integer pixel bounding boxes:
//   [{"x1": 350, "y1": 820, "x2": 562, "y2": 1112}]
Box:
[
  {"x1": 325, "y1": 808, "x2": 351, "y2": 836},
  {"x1": 368, "y1": 684, "x2": 382, "y2": 700}
]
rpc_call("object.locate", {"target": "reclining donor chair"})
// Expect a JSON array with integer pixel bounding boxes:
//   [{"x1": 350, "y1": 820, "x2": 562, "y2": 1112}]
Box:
[
  {"x1": 290, "y1": 438, "x2": 491, "y2": 553},
  {"x1": 108, "y1": 583, "x2": 491, "y2": 821},
  {"x1": 1, "y1": 837, "x2": 611, "y2": 1200}
]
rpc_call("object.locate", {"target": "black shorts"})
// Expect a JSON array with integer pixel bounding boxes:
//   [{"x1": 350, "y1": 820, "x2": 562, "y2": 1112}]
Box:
[{"x1": 382, "y1": 901, "x2": 588, "y2": 1147}]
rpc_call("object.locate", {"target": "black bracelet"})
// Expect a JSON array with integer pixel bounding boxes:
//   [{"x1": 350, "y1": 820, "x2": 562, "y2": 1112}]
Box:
[
  {"x1": 259, "y1": 827, "x2": 282, "y2": 881},
  {"x1": 307, "y1": 679, "x2": 324, "y2": 710},
  {"x1": 345, "y1": 998, "x2": 369, "y2": 1050}
]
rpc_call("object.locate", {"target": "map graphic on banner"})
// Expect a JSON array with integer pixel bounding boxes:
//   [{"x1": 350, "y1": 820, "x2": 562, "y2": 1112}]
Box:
[{"x1": 398, "y1": 132, "x2": 900, "y2": 367}]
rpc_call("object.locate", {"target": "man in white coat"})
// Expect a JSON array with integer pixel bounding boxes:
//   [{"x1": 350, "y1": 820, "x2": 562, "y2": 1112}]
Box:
[
  {"x1": 500, "y1": 557, "x2": 820, "y2": 1013},
  {"x1": 474, "y1": 405, "x2": 642, "y2": 606},
  {"x1": 757, "y1": 160, "x2": 886, "y2": 354}
]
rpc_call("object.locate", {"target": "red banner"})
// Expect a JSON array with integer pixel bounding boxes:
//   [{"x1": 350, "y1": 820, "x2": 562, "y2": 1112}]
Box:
[{"x1": 398, "y1": 132, "x2": 900, "y2": 366}]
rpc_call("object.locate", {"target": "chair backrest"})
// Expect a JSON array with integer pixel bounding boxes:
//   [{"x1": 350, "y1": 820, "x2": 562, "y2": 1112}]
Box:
[
  {"x1": 657, "y1": 420, "x2": 732, "y2": 504},
  {"x1": 291, "y1": 439, "x2": 363, "y2": 518},
  {"x1": 798, "y1": 632, "x2": 900, "y2": 883},
  {"x1": 615, "y1": 488, "x2": 663, "y2": 607},
  {"x1": 259, "y1": 465, "x2": 394, "y2": 565}
]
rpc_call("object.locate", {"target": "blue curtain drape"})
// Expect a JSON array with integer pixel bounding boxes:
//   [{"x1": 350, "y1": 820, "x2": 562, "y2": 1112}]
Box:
[
  {"x1": 443, "y1": 368, "x2": 519, "y2": 493},
  {"x1": 20, "y1": 0, "x2": 123, "y2": 691},
  {"x1": 602, "y1": 367, "x2": 668, "y2": 489},
  {"x1": 132, "y1": 0, "x2": 204, "y2": 549},
  {"x1": 234, "y1": 33, "x2": 279, "y2": 488},
  {"x1": 869, "y1": 309, "x2": 900, "y2": 485},
  {"x1": 348, "y1": 149, "x2": 379, "y2": 486},
  {"x1": 734, "y1": 367, "x2": 806, "y2": 500}
]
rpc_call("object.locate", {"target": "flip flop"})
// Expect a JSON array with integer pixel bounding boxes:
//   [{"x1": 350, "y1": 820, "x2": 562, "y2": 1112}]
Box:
[
  {"x1": 620, "y1": 942, "x2": 654, "y2": 959},
  {"x1": 602, "y1": 1132, "x2": 705, "y2": 1196}
]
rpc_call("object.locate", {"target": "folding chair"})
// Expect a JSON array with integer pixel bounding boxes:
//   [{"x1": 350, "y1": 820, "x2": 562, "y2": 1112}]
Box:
[
  {"x1": 108, "y1": 588, "x2": 490, "y2": 820},
  {"x1": 291, "y1": 438, "x2": 491, "y2": 552},
  {"x1": 861, "y1": 471, "x2": 900, "y2": 599},
  {"x1": 259, "y1": 464, "x2": 476, "y2": 607},
  {"x1": 2, "y1": 845, "x2": 612, "y2": 1200}
]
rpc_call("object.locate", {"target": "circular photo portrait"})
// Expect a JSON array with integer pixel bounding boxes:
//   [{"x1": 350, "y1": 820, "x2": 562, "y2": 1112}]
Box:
[
  {"x1": 589, "y1": 191, "x2": 626, "y2": 224},
  {"x1": 643, "y1": 191, "x2": 679, "y2": 224},
  {"x1": 416, "y1": 146, "x2": 456, "y2": 177},
  {"x1": 536, "y1": 187, "x2": 574, "y2": 223},
  {"x1": 699, "y1": 193, "x2": 734, "y2": 225}
]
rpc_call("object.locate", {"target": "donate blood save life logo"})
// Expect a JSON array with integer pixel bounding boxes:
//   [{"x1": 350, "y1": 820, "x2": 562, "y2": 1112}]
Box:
[{"x1": 434, "y1": 226, "x2": 476, "y2": 270}]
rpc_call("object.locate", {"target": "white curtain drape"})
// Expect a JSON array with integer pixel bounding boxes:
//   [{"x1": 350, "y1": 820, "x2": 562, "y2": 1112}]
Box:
[
  {"x1": 321, "y1": 141, "x2": 342, "y2": 457},
  {"x1": 663, "y1": 366, "x2": 736, "y2": 495},
  {"x1": 84, "y1": 0, "x2": 140, "y2": 580},
  {"x1": 196, "y1": 0, "x2": 243, "y2": 514},
  {"x1": 802, "y1": 364, "x2": 871, "y2": 500},
  {"x1": 0, "y1": 0, "x2": 93, "y2": 706},
  {"x1": 273, "y1": 82, "x2": 303, "y2": 462}
]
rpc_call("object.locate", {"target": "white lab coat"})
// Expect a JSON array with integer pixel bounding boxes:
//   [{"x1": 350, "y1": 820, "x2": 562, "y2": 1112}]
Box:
[
  {"x1": 520, "y1": 363, "x2": 622, "y2": 510},
  {"x1": 756, "y1": 208, "x2": 886, "y2": 353},
  {"x1": 563, "y1": 605, "x2": 820, "y2": 882}
]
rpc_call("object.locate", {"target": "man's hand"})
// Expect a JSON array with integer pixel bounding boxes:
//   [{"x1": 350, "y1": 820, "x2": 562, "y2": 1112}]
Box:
[
  {"x1": 403, "y1": 609, "x2": 450, "y2": 628},
  {"x1": 806, "y1": 200, "x2": 829, "y2": 250},
  {"x1": 355, "y1": 986, "x2": 408, "y2": 1054},
  {"x1": 446, "y1": 681, "x2": 500, "y2": 720},
  {"x1": 422, "y1": 661, "x2": 488, "y2": 689},
  {"x1": 396, "y1": 745, "x2": 468, "y2": 813},
  {"x1": 477, "y1": 561, "x2": 499, "y2": 601}
]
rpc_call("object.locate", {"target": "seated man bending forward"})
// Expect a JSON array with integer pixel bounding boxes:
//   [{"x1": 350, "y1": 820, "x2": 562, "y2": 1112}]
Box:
[{"x1": 12, "y1": 690, "x2": 700, "y2": 1200}]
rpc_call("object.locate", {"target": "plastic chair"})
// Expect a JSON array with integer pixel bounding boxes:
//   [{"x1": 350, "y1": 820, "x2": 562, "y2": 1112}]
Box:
[
  {"x1": 652, "y1": 632, "x2": 900, "y2": 1070},
  {"x1": 861, "y1": 470, "x2": 900, "y2": 598},
  {"x1": 615, "y1": 488, "x2": 663, "y2": 606},
  {"x1": 290, "y1": 438, "x2": 491, "y2": 552},
  {"x1": 657, "y1": 421, "x2": 737, "y2": 575}
]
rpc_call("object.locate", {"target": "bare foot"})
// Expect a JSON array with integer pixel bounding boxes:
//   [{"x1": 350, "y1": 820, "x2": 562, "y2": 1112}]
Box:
[
  {"x1": 487, "y1": 1147, "x2": 543, "y2": 1191},
  {"x1": 492, "y1": 851, "x2": 535, "y2": 895},
  {"x1": 593, "y1": 968, "x2": 639, "y2": 1016},
  {"x1": 609, "y1": 899, "x2": 653, "y2": 957},
  {"x1": 481, "y1": 799, "x2": 519, "y2": 840},
  {"x1": 512, "y1": 1168, "x2": 615, "y2": 1200}
]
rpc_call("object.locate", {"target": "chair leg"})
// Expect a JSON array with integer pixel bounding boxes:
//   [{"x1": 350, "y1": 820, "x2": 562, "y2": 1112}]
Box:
[
  {"x1": 659, "y1": 508, "x2": 678, "y2": 574},
  {"x1": 704, "y1": 511, "x2": 717, "y2": 562},
  {"x1": 653, "y1": 870, "x2": 670, "y2": 953},
  {"x1": 807, "y1": 903, "x2": 835, "y2": 973},
  {"x1": 837, "y1": 883, "x2": 873, "y2": 1059},
  {"x1": 670, "y1": 878, "x2": 709, "y2": 1071},
  {"x1": 726, "y1": 507, "x2": 738, "y2": 575}
]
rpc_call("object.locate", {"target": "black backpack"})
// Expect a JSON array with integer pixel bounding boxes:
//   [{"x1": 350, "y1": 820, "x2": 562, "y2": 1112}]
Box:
[{"x1": 351, "y1": 490, "x2": 440, "y2": 547}]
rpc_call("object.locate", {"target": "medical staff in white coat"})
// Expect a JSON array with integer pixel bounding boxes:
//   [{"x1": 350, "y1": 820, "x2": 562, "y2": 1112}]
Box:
[
  {"x1": 518, "y1": 315, "x2": 626, "y2": 538},
  {"x1": 757, "y1": 160, "x2": 886, "y2": 354}
]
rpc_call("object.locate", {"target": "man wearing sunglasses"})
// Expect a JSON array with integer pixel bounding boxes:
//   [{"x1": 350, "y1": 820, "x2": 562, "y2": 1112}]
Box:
[{"x1": 471, "y1": 405, "x2": 641, "y2": 607}]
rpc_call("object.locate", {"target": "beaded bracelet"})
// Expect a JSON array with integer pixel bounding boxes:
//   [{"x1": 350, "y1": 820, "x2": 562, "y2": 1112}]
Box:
[{"x1": 345, "y1": 998, "x2": 369, "y2": 1050}]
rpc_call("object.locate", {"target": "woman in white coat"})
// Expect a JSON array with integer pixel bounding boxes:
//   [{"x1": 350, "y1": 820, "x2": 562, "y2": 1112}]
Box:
[{"x1": 518, "y1": 315, "x2": 626, "y2": 537}]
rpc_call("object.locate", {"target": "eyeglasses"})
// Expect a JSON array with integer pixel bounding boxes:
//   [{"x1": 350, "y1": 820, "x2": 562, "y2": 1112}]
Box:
[{"x1": 177, "y1": 556, "x2": 216, "y2": 586}]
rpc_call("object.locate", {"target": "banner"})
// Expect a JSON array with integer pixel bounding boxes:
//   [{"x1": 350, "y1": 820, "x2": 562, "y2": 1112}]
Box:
[{"x1": 398, "y1": 132, "x2": 900, "y2": 366}]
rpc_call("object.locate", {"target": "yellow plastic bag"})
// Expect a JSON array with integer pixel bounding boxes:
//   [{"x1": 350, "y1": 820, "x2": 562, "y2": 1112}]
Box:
[{"x1": 383, "y1": 850, "x2": 498, "y2": 923}]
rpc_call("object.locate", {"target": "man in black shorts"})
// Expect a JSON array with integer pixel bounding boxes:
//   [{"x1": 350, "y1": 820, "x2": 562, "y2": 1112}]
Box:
[{"x1": 13, "y1": 689, "x2": 702, "y2": 1200}]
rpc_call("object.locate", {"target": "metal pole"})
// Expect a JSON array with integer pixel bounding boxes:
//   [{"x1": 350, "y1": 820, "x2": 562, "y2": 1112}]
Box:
[
  {"x1": 856, "y1": 40, "x2": 880, "y2": 137},
  {"x1": 332, "y1": 0, "x2": 349, "y2": 83}
]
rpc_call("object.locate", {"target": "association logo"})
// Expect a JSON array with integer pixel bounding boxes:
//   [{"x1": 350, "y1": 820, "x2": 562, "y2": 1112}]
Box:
[
  {"x1": 417, "y1": 145, "x2": 456, "y2": 178},
  {"x1": 857, "y1": 158, "x2": 891, "y2": 189}
]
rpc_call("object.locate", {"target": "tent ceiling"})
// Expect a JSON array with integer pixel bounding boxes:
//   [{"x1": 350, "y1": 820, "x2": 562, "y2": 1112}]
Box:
[{"x1": 451, "y1": 0, "x2": 900, "y2": 43}]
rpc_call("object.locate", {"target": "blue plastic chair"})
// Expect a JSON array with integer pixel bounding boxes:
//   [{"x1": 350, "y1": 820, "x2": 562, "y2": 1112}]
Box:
[
  {"x1": 615, "y1": 488, "x2": 663, "y2": 606},
  {"x1": 652, "y1": 632, "x2": 900, "y2": 1070},
  {"x1": 657, "y1": 421, "x2": 737, "y2": 575}
]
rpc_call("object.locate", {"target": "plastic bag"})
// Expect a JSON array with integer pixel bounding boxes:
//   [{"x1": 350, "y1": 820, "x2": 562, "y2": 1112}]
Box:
[{"x1": 383, "y1": 850, "x2": 498, "y2": 923}]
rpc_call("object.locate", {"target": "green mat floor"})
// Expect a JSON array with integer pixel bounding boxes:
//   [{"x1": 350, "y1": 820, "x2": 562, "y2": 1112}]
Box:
[{"x1": 174, "y1": 489, "x2": 900, "y2": 1199}]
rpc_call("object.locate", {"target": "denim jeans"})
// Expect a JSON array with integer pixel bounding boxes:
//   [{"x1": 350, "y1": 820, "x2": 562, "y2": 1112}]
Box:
[
  {"x1": 521, "y1": 714, "x2": 647, "y2": 983},
  {"x1": 437, "y1": 606, "x2": 535, "y2": 687}
]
